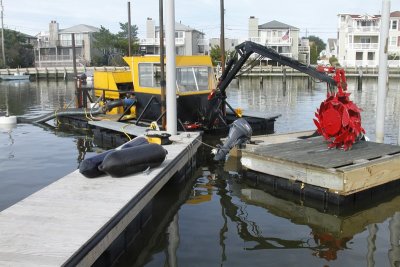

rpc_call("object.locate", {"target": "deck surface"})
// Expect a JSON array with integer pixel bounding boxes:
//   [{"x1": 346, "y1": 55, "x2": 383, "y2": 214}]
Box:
[
  {"x1": 251, "y1": 136, "x2": 400, "y2": 169},
  {"x1": 0, "y1": 131, "x2": 201, "y2": 266}
]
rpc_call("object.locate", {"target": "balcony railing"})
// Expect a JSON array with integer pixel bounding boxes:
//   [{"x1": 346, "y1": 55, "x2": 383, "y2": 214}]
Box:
[
  {"x1": 349, "y1": 26, "x2": 380, "y2": 34},
  {"x1": 35, "y1": 40, "x2": 84, "y2": 48},
  {"x1": 298, "y1": 46, "x2": 310, "y2": 53},
  {"x1": 248, "y1": 37, "x2": 292, "y2": 45},
  {"x1": 139, "y1": 37, "x2": 185, "y2": 46},
  {"x1": 349, "y1": 43, "x2": 379, "y2": 49},
  {"x1": 342, "y1": 59, "x2": 400, "y2": 68}
]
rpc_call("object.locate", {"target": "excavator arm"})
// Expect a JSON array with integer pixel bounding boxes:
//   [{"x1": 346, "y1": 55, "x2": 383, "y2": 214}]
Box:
[
  {"x1": 216, "y1": 41, "x2": 336, "y2": 96},
  {"x1": 206, "y1": 41, "x2": 337, "y2": 129}
]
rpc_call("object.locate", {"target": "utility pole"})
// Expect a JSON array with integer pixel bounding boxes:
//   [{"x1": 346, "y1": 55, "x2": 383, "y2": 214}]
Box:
[
  {"x1": 127, "y1": 1, "x2": 132, "y2": 56},
  {"x1": 1, "y1": 0, "x2": 5, "y2": 66},
  {"x1": 220, "y1": 0, "x2": 225, "y2": 72},
  {"x1": 159, "y1": 0, "x2": 166, "y2": 129}
]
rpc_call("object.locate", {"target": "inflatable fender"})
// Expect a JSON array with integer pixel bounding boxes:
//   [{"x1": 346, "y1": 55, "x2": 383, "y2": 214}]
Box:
[
  {"x1": 118, "y1": 136, "x2": 148, "y2": 150},
  {"x1": 98, "y1": 143, "x2": 168, "y2": 178},
  {"x1": 79, "y1": 149, "x2": 115, "y2": 178},
  {"x1": 79, "y1": 136, "x2": 149, "y2": 178}
]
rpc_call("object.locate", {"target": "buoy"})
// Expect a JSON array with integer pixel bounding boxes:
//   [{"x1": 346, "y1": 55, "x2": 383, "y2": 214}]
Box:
[{"x1": 0, "y1": 115, "x2": 17, "y2": 125}]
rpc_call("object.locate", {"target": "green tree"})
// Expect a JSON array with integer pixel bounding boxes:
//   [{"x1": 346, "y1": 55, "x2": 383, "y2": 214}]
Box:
[
  {"x1": 210, "y1": 45, "x2": 235, "y2": 66},
  {"x1": 0, "y1": 29, "x2": 34, "y2": 68},
  {"x1": 92, "y1": 23, "x2": 139, "y2": 66},
  {"x1": 92, "y1": 26, "x2": 116, "y2": 65},
  {"x1": 306, "y1": 35, "x2": 326, "y2": 64},
  {"x1": 115, "y1": 22, "x2": 139, "y2": 56}
]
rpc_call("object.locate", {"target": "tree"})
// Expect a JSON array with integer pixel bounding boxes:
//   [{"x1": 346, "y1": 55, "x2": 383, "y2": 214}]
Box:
[
  {"x1": 115, "y1": 22, "x2": 139, "y2": 56},
  {"x1": 0, "y1": 29, "x2": 34, "y2": 68},
  {"x1": 305, "y1": 35, "x2": 326, "y2": 64},
  {"x1": 92, "y1": 26, "x2": 116, "y2": 66},
  {"x1": 92, "y1": 23, "x2": 139, "y2": 66},
  {"x1": 210, "y1": 45, "x2": 235, "y2": 66}
]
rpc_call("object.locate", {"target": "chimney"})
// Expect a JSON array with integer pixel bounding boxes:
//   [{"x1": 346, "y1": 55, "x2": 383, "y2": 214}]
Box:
[
  {"x1": 49, "y1": 20, "x2": 59, "y2": 45},
  {"x1": 248, "y1": 16, "x2": 259, "y2": 39},
  {"x1": 146, "y1": 17, "x2": 155, "y2": 38}
]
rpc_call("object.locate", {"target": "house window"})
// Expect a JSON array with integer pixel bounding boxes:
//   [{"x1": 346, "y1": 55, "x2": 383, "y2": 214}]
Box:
[
  {"x1": 391, "y1": 37, "x2": 397, "y2": 46},
  {"x1": 391, "y1": 20, "x2": 398, "y2": 30},
  {"x1": 360, "y1": 37, "x2": 371, "y2": 43},
  {"x1": 175, "y1": 31, "x2": 184, "y2": 38},
  {"x1": 368, "y1": 52, "x2": 374, "y2": 60},
  {"x1": 356, "y1": 52, "x2": 363, "y2": 60}
]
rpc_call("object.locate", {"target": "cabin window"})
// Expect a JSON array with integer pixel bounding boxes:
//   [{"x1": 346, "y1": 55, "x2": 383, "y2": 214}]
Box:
[
  {"x1": 176, "y1": 66, "x2": 209, "y2": 92},
  {"x1": 138, "y1": 63, "x2": 162, "y2": 88}
]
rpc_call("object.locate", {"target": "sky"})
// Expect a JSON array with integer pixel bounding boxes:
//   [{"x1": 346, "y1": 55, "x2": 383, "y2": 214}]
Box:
[{"x1": 3, "y1": 0, "x2": 400, "y2": 43}]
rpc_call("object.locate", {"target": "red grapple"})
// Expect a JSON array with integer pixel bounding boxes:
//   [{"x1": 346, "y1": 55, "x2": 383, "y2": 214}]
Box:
[{"x1": 313, "y1": 68, "x2": 365, "y2": 150}]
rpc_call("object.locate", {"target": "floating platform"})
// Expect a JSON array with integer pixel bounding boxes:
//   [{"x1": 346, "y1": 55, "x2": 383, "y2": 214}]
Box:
[
  {"x1": 240, "y1": 131, "x2": 400, "y2": 203},
  {"x1": 0, "y1": 131, "x2": 201, "y2": 266}
]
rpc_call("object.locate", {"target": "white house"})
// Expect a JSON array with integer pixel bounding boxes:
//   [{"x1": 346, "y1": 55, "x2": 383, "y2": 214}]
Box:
[
  {"x1": 337, "y1": 11, "x2": 400, "y2": 67},
  {"x1": 34, "y1": 21, "x2": 99, "y2": 67},
  {"x1": 139, "y1": 18, "x2": 207, "y2": 56},
  {"x1": 247, "y1": 17, "x2": 310, "y2": 64}
]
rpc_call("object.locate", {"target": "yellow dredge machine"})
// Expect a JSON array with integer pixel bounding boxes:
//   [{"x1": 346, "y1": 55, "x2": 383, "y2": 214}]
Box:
[{"x1": 94, "y1": 55, "x2": 217, "y2": 130}]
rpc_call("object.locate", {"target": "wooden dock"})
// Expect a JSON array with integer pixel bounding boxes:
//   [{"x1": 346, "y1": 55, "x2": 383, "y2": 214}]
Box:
[
  {"x1": 0, "y1": 130, "x2": 201, "y2": 266},
  {"x1": 240, "y1": 131, "x2": 400, "y2": 199}
]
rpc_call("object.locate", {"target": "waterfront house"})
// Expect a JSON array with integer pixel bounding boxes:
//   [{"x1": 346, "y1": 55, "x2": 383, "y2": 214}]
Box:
[
  {"x1": 139, "y1": 18, "x2": 207, "y2": 56},
  {"x1": 337, "y1": 11, "x2": 400, "y2": 67},
  {"x1": 34, "y1": 21, "x2": 99, "y2": 67},
  {"x1": 247, "y1": 16, "x2": 310, "y2": 64}
]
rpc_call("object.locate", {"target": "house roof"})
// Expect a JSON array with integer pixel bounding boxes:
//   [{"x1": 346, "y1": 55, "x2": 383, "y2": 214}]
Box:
[
  {"x1": 258, "y1": 20, "x2": 299, "y2": 30},
  {"x1": 391, "y1": 11, "x2": 400, "y2": 17},
  {"x1": 59, "y1": 24, "x2": 99, "y2": 34}
]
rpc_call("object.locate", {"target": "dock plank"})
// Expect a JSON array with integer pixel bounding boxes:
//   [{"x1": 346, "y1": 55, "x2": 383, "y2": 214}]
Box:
[{"x1": 0, "y1": 132, "x2": 201, "y2": 266}]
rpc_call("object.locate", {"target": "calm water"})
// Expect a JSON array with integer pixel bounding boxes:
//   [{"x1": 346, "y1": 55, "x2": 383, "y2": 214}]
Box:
[{"x1": 1, "y1": 77, "x2": 400, "y2": 266}]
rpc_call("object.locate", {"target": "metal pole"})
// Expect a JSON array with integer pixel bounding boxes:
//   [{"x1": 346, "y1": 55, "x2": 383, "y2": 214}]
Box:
[
  {"x1": 1, "y1": 0, "x2": 5, "y2": 66},
  {"x1": 72, "y1": 33, "x2": 77, "y2": 79},
  {"x1": 376, "y1": 0, "x2": 390, "y2": 143},
  {"x1": 159, "y1": 0, "x2": 166, "y2": 129},
  {"x1": 220, "y1": 0, "x2": 225, "y2": 72},
  {"x1": 127, "y1": 1, "x2": 132, "y2": 56},
  {"x1": 165, "y1": 0, "x2": 177, "y2": 135}
]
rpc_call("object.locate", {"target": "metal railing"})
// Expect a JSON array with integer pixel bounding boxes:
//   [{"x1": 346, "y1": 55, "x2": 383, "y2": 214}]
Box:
[{"x1": 139, "y1": 37, "x2": 185, "y2": 45}]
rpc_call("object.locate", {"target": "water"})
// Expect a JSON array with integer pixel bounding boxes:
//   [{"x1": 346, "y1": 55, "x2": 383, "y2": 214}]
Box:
[{"x1": 1, "y1": 78, "x2": 400, "y2": 266}]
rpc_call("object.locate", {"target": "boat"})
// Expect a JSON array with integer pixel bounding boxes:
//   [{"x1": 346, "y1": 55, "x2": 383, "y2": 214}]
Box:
[{"x1": 0, "y1": 73, "x2": 30, "y2": 81}]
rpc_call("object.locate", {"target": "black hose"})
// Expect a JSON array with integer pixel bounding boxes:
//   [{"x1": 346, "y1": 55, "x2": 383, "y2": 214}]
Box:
[{"x1": 17, "y1": 107, "x2": 104, "y2": 124}]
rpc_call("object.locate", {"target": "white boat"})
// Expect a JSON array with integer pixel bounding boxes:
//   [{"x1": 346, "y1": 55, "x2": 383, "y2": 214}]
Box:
[{"x1": 0, "y1": 73, "x2": 30, "y2": 81}]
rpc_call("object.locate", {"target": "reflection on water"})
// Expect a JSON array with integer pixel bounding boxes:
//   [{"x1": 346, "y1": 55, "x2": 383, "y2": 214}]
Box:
[{"x1": 129, "y1": 154, "x2": 400, "y2": 267}]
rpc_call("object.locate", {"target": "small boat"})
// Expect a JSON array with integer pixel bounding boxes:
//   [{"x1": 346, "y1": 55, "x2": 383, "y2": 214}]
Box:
[{"x1": 0, "y1": 73, "x2": 30, "y2": 81}]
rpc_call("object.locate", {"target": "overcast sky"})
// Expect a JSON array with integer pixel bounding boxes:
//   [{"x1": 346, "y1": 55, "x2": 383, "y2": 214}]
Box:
[{"x1": 4, "y1": 0, "x2": 400, "y2": 42}]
